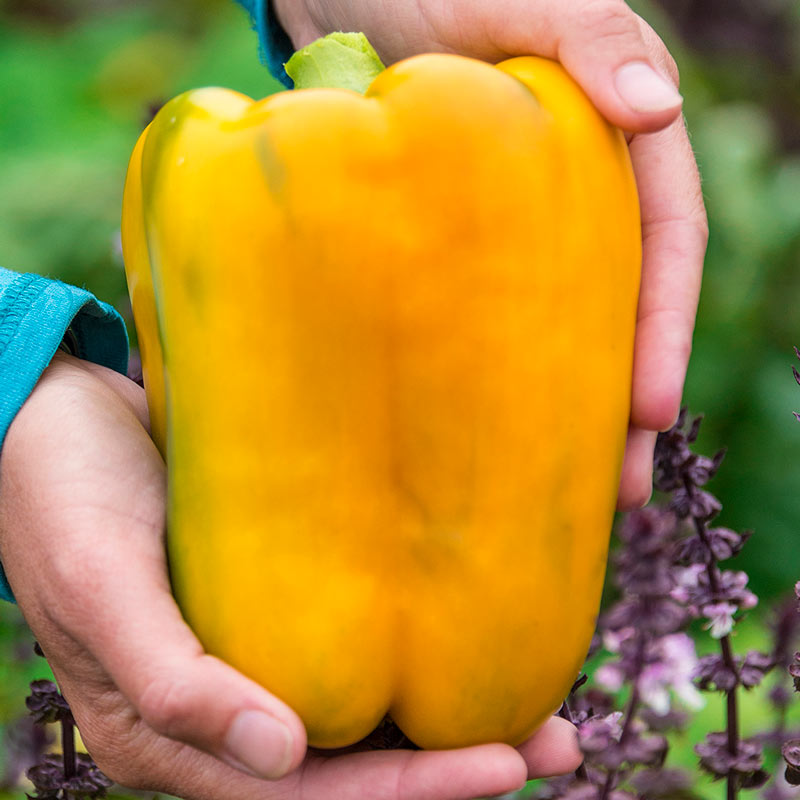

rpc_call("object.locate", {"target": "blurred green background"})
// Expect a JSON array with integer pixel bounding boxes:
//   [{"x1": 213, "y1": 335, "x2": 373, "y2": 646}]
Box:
[{"x1": 1, "y1": 0, "x2": 800, "y2": 795}]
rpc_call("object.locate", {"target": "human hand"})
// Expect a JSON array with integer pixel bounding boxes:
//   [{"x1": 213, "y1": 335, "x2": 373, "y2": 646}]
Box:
[
  {"x1": 0, "y1": 352, "x2": 580, "y2": 799},
  {"x1": 274, "y1": 0, "x2": 708, "y2": 509}
]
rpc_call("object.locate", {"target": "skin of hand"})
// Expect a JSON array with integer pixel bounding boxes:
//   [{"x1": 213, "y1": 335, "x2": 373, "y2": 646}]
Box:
[
  {"x1": 0, "y1": 352, "x2": 580, "y2": 799},
  {"x1": 274, "y1": 0, "x2": 709, "y2": 510}
]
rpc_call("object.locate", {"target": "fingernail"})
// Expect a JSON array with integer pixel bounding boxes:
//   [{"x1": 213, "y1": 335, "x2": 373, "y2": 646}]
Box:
[
  {"x1": 614, "y1": 62, "x2": 682, "y2": 113},
  {"x1": 224, "y1": 710, "x2": 294, "y2": 779}
]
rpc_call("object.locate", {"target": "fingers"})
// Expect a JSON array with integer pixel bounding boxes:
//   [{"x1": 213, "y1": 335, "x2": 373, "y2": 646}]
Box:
[
  {"x1": 516, "y1": 716, "x2": 583, "y2": 779},
  {"x1": 629, "y1": 118, "x2": 708, "y2": 434},
  {"x1": 61, "y1": 506, "x2": 307, "y2": 780},
  {"x1": 617, "y1": 427, "x2": 658, "y2": 511},
  {"x1": 544, "y1": 1, "x2": 683, "y2": 131},
  {"x1": 305, "y1": 0, "x2": 684, "y2": 133},
  {"x1": 72, "y1": 719, "x2": 528, "y2": 800},
  {"x1": 1, "y1": 359, "x2": 306, "y2": 780},
  {"x1": 465, "y1": 0, "x2": 683, "y2": 132},
  {"x1": 294, "y1": 744, "x2": 528, "y2": 800}
]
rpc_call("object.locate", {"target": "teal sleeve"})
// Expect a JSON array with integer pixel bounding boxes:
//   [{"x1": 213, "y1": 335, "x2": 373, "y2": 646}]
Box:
[
  {"x1": 0, "y1": 3, "x2": 280, "y2": 604},
  {"x1": 0, "y1": 266, "x2": 129, "y2": 602},
  {"x1": 235, "y1": 0, "x2": 294, "y2": 88}
]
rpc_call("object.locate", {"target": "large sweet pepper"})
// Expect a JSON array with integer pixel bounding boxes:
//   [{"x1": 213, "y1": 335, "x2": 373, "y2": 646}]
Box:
[{"x1": 121, "y1": 33, "x2": 641, "y2": 750}]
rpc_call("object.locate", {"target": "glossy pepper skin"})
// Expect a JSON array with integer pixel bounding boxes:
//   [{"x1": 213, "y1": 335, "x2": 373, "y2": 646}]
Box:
[{"x1": 121, "y1": 52, "x2": 641, "y2": 750}]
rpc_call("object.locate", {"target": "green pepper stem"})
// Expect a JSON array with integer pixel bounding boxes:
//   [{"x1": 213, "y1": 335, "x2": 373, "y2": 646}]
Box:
[{"x1": 285, "y1": 32, "x2": 386, "y2": 93}]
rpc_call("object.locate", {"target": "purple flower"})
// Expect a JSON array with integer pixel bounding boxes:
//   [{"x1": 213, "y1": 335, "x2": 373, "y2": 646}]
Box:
[
  {"x1": 602, "y1": 597, "x2": 686, "y2": 636},
  {"x1": 696, "y1": 732, "x2": 768, "y2": 787},
  {"x1": 595, "y1": 662, "x2": 625, "y2": 693},
  {"x1": 790, "y1": 655, "x2": 800, "y2": 692},
  {"x1": 693, "y1": 650, "x2": 772, "y2": 692},
  {"x1": 783, "y1": 739, "x2": 800, "y2": 785},
  {"x1": 739, "y1": 650, "x2": 773, "y2": 688},
  {"x1": 597, "y1": 633, "x2": 703, "y2": 714},
  {"x1": 541, "y1": 410, "x2": 765, "y2": 800},
  {"x1": 26, "y1": 753, "x2": 112, "y2": 800},
  {"x1": 568, "y1": 688, "x2": 616, "y2": 723},
  {"x1": 677, "y1": 527, "x2": 750, "y2": 565},
  {"x1": 718, "y1": 570, "x2": 759, "y2": 611},
  {"x1": 694, "y1": 654, "x2": 738, "y2": 692},
  {"x1": 25, "y1": 681, "x2": 72, "y2": 726},
  {"x1": 577, "y1": 714, "x2": 667, "y2": 771},
  {"x1": 702, "y1": 602, "x2": 738, "y2": 638},
  {"x1": 639, "y1": 634, "x2": 704, "y2": 713},
  {"x1": 578, "y1": 713, "x2": 624, "y2": 752},
  {"x1": 670, "y1": 566, "x2": 757, "y2": 622},
  {"x1": 670, "y1": 564, "x2": 706, "y2": 607}
]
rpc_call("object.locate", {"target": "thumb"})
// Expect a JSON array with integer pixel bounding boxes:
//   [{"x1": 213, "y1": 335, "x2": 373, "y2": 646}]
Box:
[
  {"x1": 75, "y1": 518, "x2": 308, "y2": 780},
  {"x1": 0, "y1": 355, "x2": 306, "y2": 781},
  {"x1": 488, "y1": 0, "x2": 683, "y2": 131}
]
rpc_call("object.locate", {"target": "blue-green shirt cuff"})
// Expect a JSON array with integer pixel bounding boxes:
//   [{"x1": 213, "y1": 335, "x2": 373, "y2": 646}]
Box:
[
  {"x1": 0, "y1": 269, "x2": 129, "y2": 602},
  {"x1": 235, "y1": 0, "x2": 294, "y2": 88}
]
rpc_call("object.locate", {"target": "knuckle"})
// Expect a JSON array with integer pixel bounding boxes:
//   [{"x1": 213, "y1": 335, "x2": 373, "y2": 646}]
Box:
[
  {"x1": 664, "y1": 326, "x2": 694, "y2": 377},
  {"x1": 651, "y1": 40, "x2": 680, "y2": 88},
  {"x1": 694, "y1": 210, "x2": 710, "y2": 247},
  {"x1": 679, "y1": 197, "x2": 710, "y2": 250},
  {"x1": 577, "y1": 0, "x2": 639, "y2": 42},
  {"x1": 636, "y1": 16, "x2": 681, "y2": 86},
  {"x1": 137, "y1": 675, "x2": 196, "y2": 738},
  {"x1": 661, "y1": 49, "x2": 680, "y2": 88}
]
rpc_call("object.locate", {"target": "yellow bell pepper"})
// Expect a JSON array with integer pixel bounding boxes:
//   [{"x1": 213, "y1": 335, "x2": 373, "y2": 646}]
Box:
[{"x1": 121, "y1": 33, "x2": 641, "y2": 750}]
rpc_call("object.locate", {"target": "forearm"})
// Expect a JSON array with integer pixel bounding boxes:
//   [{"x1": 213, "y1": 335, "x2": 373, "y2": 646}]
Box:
[{"x1": 0, "y1": 267, "x2": 129, "y2": 602}]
